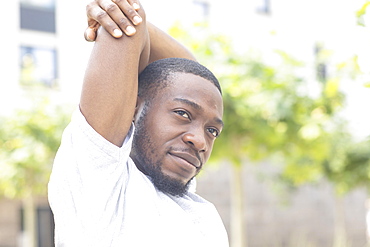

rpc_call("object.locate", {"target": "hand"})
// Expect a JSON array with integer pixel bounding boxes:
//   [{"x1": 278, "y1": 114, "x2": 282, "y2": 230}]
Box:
[{"x1": 85, "y1": 0, "x2": 143, "y2": 41}]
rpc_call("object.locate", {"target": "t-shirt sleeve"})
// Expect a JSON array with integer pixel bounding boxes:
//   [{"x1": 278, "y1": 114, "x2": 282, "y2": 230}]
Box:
[{"x1": 48, "y1": 108, "x2": 134, "y2": 246}]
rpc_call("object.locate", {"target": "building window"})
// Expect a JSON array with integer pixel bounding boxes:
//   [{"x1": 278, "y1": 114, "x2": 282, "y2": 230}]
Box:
[
  {"x1": 20, "y1": 206, "x2": 55, "y2": 247},
  {"x1": 21, "y1": 0, "x2": 55, "y2": 8},
  {"x1": 314, "y1": 44, "x2": 327, "y2": 83},
  {"x1": 20, "y1": 0, "x2": 56, "y2": 33},
  {"x1": 256, "y1": 0, "x2": 270, "y2": 14},
  {"x1": 37, "y1": 207, "x2": 55, "y2": 247},
  {"x1": 20, "y1": 46, "x2": 58, "y2": 87},
  {"x1": 193, "y1": 0, "x2": 210, "y2": 19}
]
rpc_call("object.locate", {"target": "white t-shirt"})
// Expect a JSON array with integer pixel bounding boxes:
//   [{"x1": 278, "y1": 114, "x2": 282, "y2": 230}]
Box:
[{"x1": 48, "y1": 109, "x2": 229, "y2": 247}]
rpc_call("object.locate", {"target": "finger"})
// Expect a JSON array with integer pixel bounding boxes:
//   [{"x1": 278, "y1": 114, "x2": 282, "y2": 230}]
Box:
[
  {"x1": 111, "y1": 0, "x2": 142, "y2": 25},
  {"x1": 87, "y1": 1, "x2": 124, "y2": 38},
  {"x1": 85, "y1": 19, "x2": 103, "y2": 42},
  {"x1": 127, "y1": 0, "x2": 140, "y2": 11},
  {"x1": 84, "y1": 27, "x2": 97, "y2": 42},
  {"x1": 97, "y1": 0, "x2": 137, "y2": 36}
]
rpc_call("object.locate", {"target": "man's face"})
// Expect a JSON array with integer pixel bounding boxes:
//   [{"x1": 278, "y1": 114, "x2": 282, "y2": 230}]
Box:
[{"x1": 131, "y1": 72, "x2": 224, "y2": 196}]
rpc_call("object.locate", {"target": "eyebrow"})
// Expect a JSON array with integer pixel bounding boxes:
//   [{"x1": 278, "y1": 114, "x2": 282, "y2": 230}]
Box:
[
  {"x1": 174, "y1": 98, "x2": 201, "y2": 110},
  {"x1": 173, "y1": 98, "x2": 224, "y2": 128},
  {"x1": 214, "y1": 117, "x2": 224, "y2": 128}
]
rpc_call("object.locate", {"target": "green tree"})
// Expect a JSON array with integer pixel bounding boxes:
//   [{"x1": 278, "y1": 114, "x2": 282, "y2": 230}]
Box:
[
  {"x1": 356, "y1": 1, "x2": 370, "y2": 89},
  {"x1": 356, "y1": 1, "x2": 370, "y2": 26},
  {"x1": 0, "y1": 98, "x2": 70, "y2": 247},
  {"x1": 169, "y1": 23, "x2": 353, "y2": 247},
  {"x1": 322, "y1": 134, "x2": 370, "y2": 194}
]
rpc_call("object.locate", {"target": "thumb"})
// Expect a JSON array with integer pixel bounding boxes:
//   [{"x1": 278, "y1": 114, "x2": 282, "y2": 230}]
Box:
[{"x1": 84, "y1": 27, "x2": 97, "y2": 42}]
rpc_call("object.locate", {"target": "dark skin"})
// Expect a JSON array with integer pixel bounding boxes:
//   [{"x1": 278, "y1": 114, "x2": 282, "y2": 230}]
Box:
[
  {"x1": 85, "y1": 0, "x2": 142, "y2": 40},
  {"x1": 132, "y1": 73, "x2": 223, "y2": 186},
  {"x1": 83, "y1": 0, "x2": 223, "y2": 193},
  {"x1": 85, "y1": 0, "x2": 196, "y2": 63}
]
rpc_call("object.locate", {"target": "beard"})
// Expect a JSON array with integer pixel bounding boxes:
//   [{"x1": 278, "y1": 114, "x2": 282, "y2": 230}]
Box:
[{"x1": 131, "y1": 108, "x2": 192, "y2": 197}]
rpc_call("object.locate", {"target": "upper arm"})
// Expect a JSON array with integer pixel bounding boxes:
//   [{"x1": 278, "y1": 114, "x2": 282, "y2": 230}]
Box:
[
  {"x1": 147, "y1": 22, "x2": 196, "y2": 64},
  {"x1": 80, "y1": 14, "x2": 149, "y2": 147}
]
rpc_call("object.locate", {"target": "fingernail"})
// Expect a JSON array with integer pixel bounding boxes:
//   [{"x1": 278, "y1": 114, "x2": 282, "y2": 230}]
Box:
[
  {"x1": 126, "y1": 26, "x2": 136, "y2": 35},
  {"x1": 133, "y1": 3, "x2": 140, "y2": 10},
  {"x1": 85, "y1": 28, "x2": 94, "y2": 42},
  {"x1": 113, "y1": 29, "x2": 123, "y2": 37},
  {"x1": 133, "y1": 16, "x2": 142, "y2": 25},
  {"x1": 86, "y1": 35, "x2": 94, "y2": 42}
]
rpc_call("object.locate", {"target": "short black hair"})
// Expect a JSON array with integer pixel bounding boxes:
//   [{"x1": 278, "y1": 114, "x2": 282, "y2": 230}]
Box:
[{"x1": 138, "y1": 58, "x2": 222, "y2": 100}]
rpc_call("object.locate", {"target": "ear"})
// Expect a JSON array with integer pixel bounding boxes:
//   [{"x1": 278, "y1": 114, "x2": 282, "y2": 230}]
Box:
[{"x1": 133, "y1": 97, "x2": 145, "y2": 123}]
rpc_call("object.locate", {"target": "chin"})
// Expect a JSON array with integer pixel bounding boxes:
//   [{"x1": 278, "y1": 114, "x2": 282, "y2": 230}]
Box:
[{"x1": 151, "y1": 171, "x2": 191, "y2": 197}]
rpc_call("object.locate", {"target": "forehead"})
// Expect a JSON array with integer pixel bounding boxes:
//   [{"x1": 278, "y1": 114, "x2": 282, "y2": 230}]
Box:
[{"x1": 160, "y1": 72, "x2": 223, "y2": 115}]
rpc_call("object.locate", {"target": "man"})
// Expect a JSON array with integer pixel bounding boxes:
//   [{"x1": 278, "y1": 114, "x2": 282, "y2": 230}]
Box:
[{"x1": 48, "y1": 1, "x2": 229, "y2": 246}]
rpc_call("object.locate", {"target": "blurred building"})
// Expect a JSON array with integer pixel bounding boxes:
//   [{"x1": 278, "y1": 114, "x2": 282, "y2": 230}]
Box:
[
  {"x1": 0, "y1": 0, "x2": 369, "y2": 247},
  {"x1": 1, "y1": 2, "x2": 61, "y2": 246}
]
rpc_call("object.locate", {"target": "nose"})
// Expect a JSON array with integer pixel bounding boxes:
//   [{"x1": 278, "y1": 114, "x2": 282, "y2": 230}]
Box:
[{"x1": 182, "y1": 128, "x2": 207, "y2": 153}]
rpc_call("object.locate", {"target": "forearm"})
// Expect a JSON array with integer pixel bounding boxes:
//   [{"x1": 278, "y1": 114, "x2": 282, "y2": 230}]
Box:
[
  {"x1": 147, "y1": 22, "x2": 196, "y2": 63},
  {"x1": 80, "y1": 17, "x2": 149, "y2": 147}
]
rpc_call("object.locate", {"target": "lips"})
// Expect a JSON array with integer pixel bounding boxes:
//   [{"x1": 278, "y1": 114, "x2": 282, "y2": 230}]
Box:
[{"x1": 169, "y1": 151, "x2": 201, "y2": 168}]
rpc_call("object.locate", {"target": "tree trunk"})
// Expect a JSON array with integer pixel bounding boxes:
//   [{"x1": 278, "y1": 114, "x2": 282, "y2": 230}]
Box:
[
  {"x1": 333, "y1": 195, "x2": 347, "y2": 247},
  {"x1": 366, "y1": 198, "x2": 370, "y2": 246},
  {"x1": 230, "y1": 165, "x2": 246, "y2": 247},
  {"x1": 22, "y1": 195, "x2": 37, "y2": 247}
]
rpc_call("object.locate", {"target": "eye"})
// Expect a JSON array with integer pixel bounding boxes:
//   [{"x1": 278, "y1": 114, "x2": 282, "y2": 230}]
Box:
[
  {"x1": 207, "y1": 128, "x2": 220, "y2": 138},
  {"x1": 174, "y1": 110, "x2": 190, "y2": 120}
]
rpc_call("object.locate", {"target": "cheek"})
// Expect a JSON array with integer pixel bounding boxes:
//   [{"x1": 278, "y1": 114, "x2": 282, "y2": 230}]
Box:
[{"x1": 156, "y1": 117, "x2": 183, "y2": 139}]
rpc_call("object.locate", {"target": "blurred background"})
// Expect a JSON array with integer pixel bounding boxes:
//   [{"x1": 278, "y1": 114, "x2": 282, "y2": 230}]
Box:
[{"x1": 1, "y1": 0, "x2": 370, "y2": 246}]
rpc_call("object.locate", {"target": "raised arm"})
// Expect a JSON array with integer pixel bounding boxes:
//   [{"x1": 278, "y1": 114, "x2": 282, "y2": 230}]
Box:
[
  {"x1": 146, "y1": 22, "x2": 196, "y2": 63},
  {"x1": 80, "y1": 2, "x2": 149, "y2": 147},
  {"x1": 85, "y1": 0, "x2": 196, "y2": 62}
]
